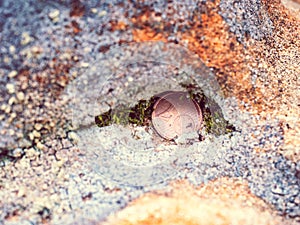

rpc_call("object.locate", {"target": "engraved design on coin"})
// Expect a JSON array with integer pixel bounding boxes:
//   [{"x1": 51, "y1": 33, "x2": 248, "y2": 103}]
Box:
[{"x1": 152, "y1": 91, "x2": 202, "y2": 140}]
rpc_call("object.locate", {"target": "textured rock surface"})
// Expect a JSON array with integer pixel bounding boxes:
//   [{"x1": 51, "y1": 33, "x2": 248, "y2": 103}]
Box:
[
  {"x1": 103, "y1": 178, "x2": 298, "y2": 225},
  {"x1": 0, "y1": 0, "x2": 299, "y2": 224}
]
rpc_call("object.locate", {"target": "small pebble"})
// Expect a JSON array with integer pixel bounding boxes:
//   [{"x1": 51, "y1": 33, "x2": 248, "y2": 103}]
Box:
[
  {"x1": 49, "y1": 9, "x2": 60, "y2": 21},
  {"x1": 9, "y1": 129, "x2": 15, "y2": 136},
  {"x1": 9, "y1": 45, "x2": 16, "y2": 54},
  {"x1": 68, "y1": 131, "x2": 79, "y2": 144},
  {"x1": 8, "y1": 70, "x2": 18, "y2": 78},
  {"x1": 32, "y1": 130, "x2": 41, "y2": 138},
  {"x1": 21, "y1": 32, "x2": 32, "y2": 45},
  {"x1": 4, "y1": 105, "x2": 11, "y2": 114},
  {"x1": 3, "y1": 56, "x2": 11, "y2": 65},
  {"x1": 80, "y1": 62, "x2": 90, "y2": 68},
  {"x1": 28, "y1": 132, "x2": 35, "y2": 141},
  {"x1": 16, "y1": 92, "x2": 25, "y2": 101},
  {"x1": 0, "y1": 104, "x2": 6, "y2": 111},
  {"x1": 8, "y1": 96, "x2": 16, "y2": 105},
  {"x1": 6, "y1": 83, "x2": 15, "y2": 94},
  {"x1": 34, "y1": 123, "x2": 43, "y2": 131},
  {"x1": 91, "y1": 8, "x2": 98, "y2": 14},
  {"x1": 98, "y1": 10, "x2": 107, "y2": 17},
  {"x1": 10, "y1": 112, "x2": 17, "y2": 119},
  {"x1": 36, "y1": 142, "x2": 45, "y2": 151}
]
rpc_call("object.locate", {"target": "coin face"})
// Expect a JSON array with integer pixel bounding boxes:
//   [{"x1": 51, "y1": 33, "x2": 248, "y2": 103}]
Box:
[{"x1": 151, "y1": 91, "x2": 202, "y2": 140}]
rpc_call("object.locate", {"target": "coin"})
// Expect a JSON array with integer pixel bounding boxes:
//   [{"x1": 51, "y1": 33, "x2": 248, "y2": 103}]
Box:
[{"x1": 151, "y1": 91, "x2": 202, "y2": 140}]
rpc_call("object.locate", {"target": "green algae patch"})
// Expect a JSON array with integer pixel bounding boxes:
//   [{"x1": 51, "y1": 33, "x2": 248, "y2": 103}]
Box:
[
  {"x1": 181, "y1": 82, "x2": 236, "y2": 136},
  {"x1": 95, "y1": 98, "x2": 158, "y2": 127},
  {"x1": 95, "y1": 83, "x2": 235, "y2": 137}
]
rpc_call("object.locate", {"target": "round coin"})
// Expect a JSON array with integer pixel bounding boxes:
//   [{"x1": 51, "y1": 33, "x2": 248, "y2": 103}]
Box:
[{"x1": 151, "y1": 91, "x2": 202, "y2": 140}]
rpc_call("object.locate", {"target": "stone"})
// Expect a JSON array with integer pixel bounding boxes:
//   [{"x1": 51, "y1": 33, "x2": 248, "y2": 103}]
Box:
[
  {"x1": 91, "y1": 8, "x2": 98, "y2": 14},
  {"x1": 34, "y1": 123, "x2": 43, "y2": 131},
  {"x1": 32, "y1": 130, "x2": 41, "y2": 138},
  {"x1": 8, "y1": 70, "x2": 18, "y2": 78},
  {"x1": 21, "y1": 32, "x2": 32, "y2": 45},
  {"x1": 98, "y1": 10, "x2": 107, "y2": 17},
  {"x1": 16, "y1": 92, "x2": 25, "y2": 101},
  {"x1": 68, "y1": 131, "x2": 80, "y2": 144},
  {"x1": 4, "y1": 105, "x2": 11, "y2": 114},
  {"x1": 80, "y1": 62, "x2": 89, "y2": 68},
  {"x1": 48, "y1": 9, "x2": 60, "y2": 22},
  {"x1": 36, "y1": 142, "x2": 45, "y2": 151},
  {"x1": 9, "y1": 45, "x2": 16, "y2": 54},
  {"x1": 6, "y1": 83, "x2": 15, "y2": 94},
  {"x1": 8, "y1": 96, "x2": 16, "y2": 105}
]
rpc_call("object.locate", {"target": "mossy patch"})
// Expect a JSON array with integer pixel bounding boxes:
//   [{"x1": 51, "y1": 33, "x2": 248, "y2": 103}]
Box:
[
  {"x1": 181, "y1": 82, "x2": 236, "y2": 136},
  {"x1": 95, "y1": 97, "x2": 158, "y2": 127},
  {"x1": 95, "y1": 81, "x2": 235, "y2": 137}
]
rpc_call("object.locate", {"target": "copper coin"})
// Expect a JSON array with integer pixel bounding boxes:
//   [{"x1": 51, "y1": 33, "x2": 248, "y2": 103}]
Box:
[{"x1": 151, "y1": 91, "x2": 202, "y2": 140}]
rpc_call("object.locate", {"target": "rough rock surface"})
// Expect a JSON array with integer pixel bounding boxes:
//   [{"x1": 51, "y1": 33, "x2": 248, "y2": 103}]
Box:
[{"x1": 0, "y1": 0, "x2": 299, "y2": 224}]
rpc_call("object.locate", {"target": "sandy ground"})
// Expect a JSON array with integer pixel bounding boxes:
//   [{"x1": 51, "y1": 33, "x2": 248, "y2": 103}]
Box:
[{"x1": 0, "y1": 0, "x2": 299, "y2": 224}]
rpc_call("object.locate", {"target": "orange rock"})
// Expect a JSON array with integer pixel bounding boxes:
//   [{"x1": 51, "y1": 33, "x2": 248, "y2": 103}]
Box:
[{"x1": 102, "y1": 178, "x2": 294, "y2": 225}]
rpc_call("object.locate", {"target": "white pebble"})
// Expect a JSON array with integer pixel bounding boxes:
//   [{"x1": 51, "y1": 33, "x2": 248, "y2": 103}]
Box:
[
  {"x1": 9, "y1": 45, "x2": 16, "y2": 54},
  {"x1": 91, "y1": 8, "x2": 98, "y2": 14},
  {"x1": 80, "y1": 62, "x2": 90, "y2": 68},
  {"x1": 8, "y1": 70, "x2": 18, "y2": 78},
  {"x1": 49, "y1": 9, "x2": 60, "y2": 20},
  {"x1": 32, "y1": 130, "x2": 41, "y2": 138},
  {"x1": 8, "y1": 96, "x2": 16, "y2": 105},
  {"x1": 34, "y1": 123, "x2": 43, "y2": 131},
  {"x1": 16, "y1": 92, "x2": 25, "y2": 101},
  {"x1": 21, "y1": 32, "x2": 32, "y2": 45},
  {"x1": 68, "y1": 131, "x2": 80, "y2": 144},
  {"x1": 6, "y1": 83, "x2": 15, "y2": 94},
  {"x1": 98, "y1": 10, "x2": 107, "y2": 17},
  {"x1": 36, "y1": 142, "x2": 45, "y2": 151}
]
